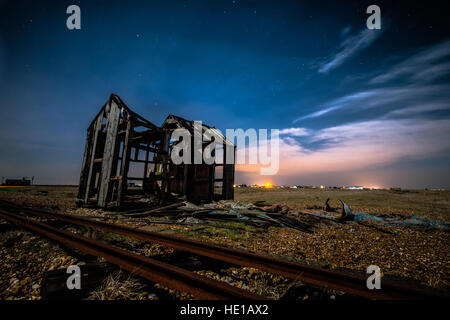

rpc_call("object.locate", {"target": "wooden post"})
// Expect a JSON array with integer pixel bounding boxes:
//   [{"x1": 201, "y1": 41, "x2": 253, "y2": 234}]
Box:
[
  {"x1": 143, "y1": 143, "x2": 150, "y2": 179},
  {"x1": 222, "y1": 144, "x2": 235, "y2": 200},
  {"x1": 209, "y1": 163, "x2": 215, "y2": 202},
  {"x1": 160, "y1": 132, "x2": 170, "y2": 203},
  {"x1": 182, "y1": 164, "x2": 188, "y2": 196},
  {"x1": 116, "y1": 114, "x2": 132, "y2": 207}
]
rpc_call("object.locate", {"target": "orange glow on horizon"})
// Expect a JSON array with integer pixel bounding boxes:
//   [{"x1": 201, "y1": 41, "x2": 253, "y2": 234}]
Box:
[{"x1": 264, "y1": 182, "x2": 272, "y2": 188}]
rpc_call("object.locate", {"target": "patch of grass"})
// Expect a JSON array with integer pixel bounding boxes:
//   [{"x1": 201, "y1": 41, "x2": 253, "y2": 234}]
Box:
[
  {"x1": 100, "y1": 231, "x2": 142, "y2": 246},
  {"x1": 88, "y1": 270, "x2": 144, "y2": 300},
  {"x1": 173, "y1": 224, "x2": 248, "y2": 240}
]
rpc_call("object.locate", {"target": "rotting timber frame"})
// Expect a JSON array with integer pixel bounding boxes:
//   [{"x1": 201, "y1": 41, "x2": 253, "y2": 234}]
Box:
[
  {"x1": 77, "y1": 94, "x2": 235, "y2": 209},
  {"x1": 162, "y1": 115, "x2": 236, "y2": 203},
  {"x1": 77, "y1": 94, "x2": 168, "y2": 208}
]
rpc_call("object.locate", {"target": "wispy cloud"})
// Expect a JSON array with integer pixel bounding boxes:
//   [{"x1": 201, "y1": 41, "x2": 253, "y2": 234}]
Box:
[
  {"x1": 370, "y1": 39, "x2": 450, "y2": 84},
  {"x1": 318, "y1": 28, "x2": 383, "y2": 73},
  {"x1": 238, "y1": 118, "x2": 450, "y2": 178},
  {"x1": 387, "y1": 102, "x2": 450, "y2": 117},
  {"x1": 260, "y1": 39, "x2": 450, "y2": 184},
  {"x1": 296, "y1": 39, "x2": 450, "y2": 123},
  {"x1": 293, "y1": 85, "x2": 450, "y2": 123},
  {"x1": 279, "y1": 127, "x2": 310, "y2": 136},
  {"x1": 293, "y1": 91, "x2": 377, "y2": 122}
]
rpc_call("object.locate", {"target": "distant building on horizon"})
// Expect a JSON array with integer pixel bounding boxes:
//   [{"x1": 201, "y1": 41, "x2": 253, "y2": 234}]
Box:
[
  {"x1": 344, "y1": 185, "x2": 364, "y2": 190},
  {"x1": 1, "y1": 176, "x2": 33, "y2": 186}
]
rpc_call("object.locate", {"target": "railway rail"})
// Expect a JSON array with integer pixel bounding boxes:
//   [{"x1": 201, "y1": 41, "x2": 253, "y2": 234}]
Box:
[
  {"x1": 0, "y1": 207, "x2": 261, "y2": 300},
  {"x1": 0, "y1": 200, "x2": 447, "y2": 300}
]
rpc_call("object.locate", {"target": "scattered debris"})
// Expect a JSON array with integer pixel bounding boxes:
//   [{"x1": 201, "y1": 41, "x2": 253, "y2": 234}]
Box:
[
  {"x1": 322, "y1": 198, "x2": 339, "y2": 213},
  {"x1": 354, "y1": 213, "x2": 450, "y2": 230},
  {"x1": 339, "y1": 200, "x2": 354, "y2": 221},
  {"x1": 124, "y1": 202, "x2": 186, "y2": 217},
  {"x1": 324, "y1": 198, "x2": 333, "y2": 212},
  {"x1": 177, "y1": 217, "x2": 202, "y2": 224},
  {"x1": 132, "y1": 201, "x2": 318, "y2": 233}
]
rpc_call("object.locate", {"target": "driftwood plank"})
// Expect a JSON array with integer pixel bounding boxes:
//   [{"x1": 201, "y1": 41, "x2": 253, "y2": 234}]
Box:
[{"x1": 124, "y1": 202, "x2": 185, "y2": 217}]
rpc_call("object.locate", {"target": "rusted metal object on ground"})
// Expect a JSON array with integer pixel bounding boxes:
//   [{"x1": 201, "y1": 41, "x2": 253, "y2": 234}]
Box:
[
  {"x1": 0, "y1": 207, "x2": 262, "y2": 300},
  {"x1": 76, "y1": 94, "x2": 235, "y2": 209},
  {"x1": 1, "y1": 200, "x2": 446, "y2": 300}
]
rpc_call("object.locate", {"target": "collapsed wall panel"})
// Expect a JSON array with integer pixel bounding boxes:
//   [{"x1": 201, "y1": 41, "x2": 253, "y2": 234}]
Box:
[{"x1": 97, "y1": 101, "x2": 120, "y2": 207}]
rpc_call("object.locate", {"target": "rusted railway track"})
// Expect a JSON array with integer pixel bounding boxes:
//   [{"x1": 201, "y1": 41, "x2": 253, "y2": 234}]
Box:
[
  {"x1": 0, "y1": 208, "x2": 262, "y2": 300},
  {"x1": 0, "y1": 200, "x2": 447, "y2": 300}
]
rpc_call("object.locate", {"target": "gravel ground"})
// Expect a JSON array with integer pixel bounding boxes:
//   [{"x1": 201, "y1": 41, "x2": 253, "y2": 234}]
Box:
[{"x1": 0, "y1": 186, "x2": 448, "y2": 300}]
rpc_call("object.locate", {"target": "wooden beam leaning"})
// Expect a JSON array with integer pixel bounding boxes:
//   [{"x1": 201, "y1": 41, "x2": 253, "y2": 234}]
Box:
[
  {"x1": 97, "y1": 101, "x2": 121, "y2": 208},
  {"x1": 76, "y1": 125, "x2": 93, "y2": 204},
  {"x1": 84, "y1": 111, "x2": 104, "y2": 204}
]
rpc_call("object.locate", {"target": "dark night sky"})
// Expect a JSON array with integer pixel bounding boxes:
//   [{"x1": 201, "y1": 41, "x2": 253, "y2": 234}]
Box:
[{"x1": 0, "y1": 0, "x2": 449, "y2": 187}]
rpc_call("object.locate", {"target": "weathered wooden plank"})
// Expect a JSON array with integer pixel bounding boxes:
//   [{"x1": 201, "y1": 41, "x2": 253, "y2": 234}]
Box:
[
  {"x1": 83, "y1": 111, "x2": 104, "y2": 204},
  {"x1": 76, "y1": 126, "x2": 93, "y2": 204},
  {"x1": 143, "y1": 143, "x2": 150, "y2": 179},
  {"x1": 116, "y1": 115, "x2": 132, "y2": 207},
  {"x1": 222, "y1": 145, "x2": 235, "y2": 200},
  {"x1": 97, "y1": 101, "x2": 121, "y2": 208},
  {"x1": 182, "y1": 164, "x2": 189, "y2": 196},
  {"x1": 108, "y1": 123, "x2": 122, "y2": 203},
  {"x1": 160, "y1": 132, "x2": 170, "y2": 202}
]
